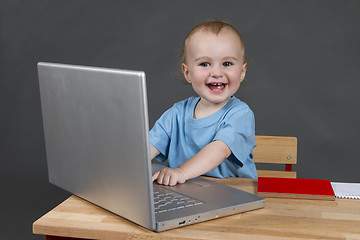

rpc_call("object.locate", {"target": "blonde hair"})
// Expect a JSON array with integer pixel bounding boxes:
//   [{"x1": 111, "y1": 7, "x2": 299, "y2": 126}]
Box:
[{"x1": 181, "y1": 20, "x2": 247, "y2": 65}]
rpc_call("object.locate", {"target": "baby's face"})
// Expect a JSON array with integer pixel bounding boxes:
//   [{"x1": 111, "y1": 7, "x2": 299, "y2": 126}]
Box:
[{"x1": 182, "y1": 29, "x2": 247, "y2": 107}]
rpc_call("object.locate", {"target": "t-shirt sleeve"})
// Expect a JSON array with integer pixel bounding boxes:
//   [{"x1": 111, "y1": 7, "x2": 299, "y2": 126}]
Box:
[
  {"x1": 149, "y1": 108, "x2": 174, "y2": 162},
  {"x1": 213, "y1": 106, "x2": 256, "y2": 168}
]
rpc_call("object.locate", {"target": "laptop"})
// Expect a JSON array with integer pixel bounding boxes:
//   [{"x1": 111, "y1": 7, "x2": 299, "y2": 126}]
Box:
[{"x1": 38, "y1": 62, "x2": 266, "y2": 232}]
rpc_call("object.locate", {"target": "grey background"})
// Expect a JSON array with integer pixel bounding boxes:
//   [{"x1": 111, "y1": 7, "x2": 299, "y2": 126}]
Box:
[{"x1": 1, "y1": 0, "x2": 359, "y2": 239}]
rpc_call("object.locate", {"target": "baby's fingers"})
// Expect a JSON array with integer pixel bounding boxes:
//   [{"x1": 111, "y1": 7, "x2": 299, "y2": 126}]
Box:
[
  {"x1": 152, "y1": 171, "x2": 160, "y2": 182},
  {"x1": 169, "y1": 175, "x2": 179, "y2": 186}
]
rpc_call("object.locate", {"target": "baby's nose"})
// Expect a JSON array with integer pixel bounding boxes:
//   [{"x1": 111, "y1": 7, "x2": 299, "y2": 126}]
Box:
[{"x1": 210, "y1": 66, "x2": 223, "y2": 78}]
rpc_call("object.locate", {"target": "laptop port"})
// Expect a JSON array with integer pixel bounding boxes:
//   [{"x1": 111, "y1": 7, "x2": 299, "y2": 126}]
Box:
[{"x1": 179, "y1": 220, "x2": 186, "y2": 225}]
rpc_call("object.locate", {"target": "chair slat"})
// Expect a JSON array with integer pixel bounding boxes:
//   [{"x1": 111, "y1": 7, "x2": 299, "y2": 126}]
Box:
[
  {"x1": 257, "y1": 170, "x2": 297, "y2": 178},
  {"x1": 253, "y1": 135, "x2": 298, "y2": 178},
  {"x1": 253, "y1": 136, "x2": 297, "y2": 164}
]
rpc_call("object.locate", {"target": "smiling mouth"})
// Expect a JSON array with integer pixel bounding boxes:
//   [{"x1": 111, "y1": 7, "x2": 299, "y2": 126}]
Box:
[{"x1": 207, "y1": 82, "x2": 227, "y2": 92}]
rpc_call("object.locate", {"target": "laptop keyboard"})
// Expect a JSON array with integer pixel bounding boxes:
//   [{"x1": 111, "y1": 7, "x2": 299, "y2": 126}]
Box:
[{"x1": 153, "y1": 184, "x2": 204, "y2": 214}]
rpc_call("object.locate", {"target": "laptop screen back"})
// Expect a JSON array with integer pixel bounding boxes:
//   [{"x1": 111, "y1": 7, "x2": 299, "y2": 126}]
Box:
[{"x1": 38, "y1": 62, "x2": 156, "y2": 230}]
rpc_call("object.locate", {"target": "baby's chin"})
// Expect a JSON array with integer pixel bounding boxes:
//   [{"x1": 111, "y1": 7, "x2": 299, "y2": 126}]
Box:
[{"x1": 199, "y1": 96, "x2": 232, "y2": 106}]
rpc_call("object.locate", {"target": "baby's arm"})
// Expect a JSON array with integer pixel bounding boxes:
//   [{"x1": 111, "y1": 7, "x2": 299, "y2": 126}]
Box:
[
  {"x1": 152, "y1": 140, "x2": 231, "y2": 186},
  {"x1": 150, "y1": 144, "x2": 160, "y2": 160},
  {"x1": 150, "y1": 144, "x2": 186, "y2": 185}
]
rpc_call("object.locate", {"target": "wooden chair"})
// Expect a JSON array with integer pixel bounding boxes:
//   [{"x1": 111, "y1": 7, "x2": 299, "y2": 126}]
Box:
[{"x1": 253, "y1": 135, "x2": 297, "y2": 178}]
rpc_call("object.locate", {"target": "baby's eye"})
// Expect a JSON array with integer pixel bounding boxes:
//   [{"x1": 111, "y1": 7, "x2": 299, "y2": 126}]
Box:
[
  {"x1": 199, "y1": 62, "x2": 210, "y2": 67},
  {"x1": 223, "y1": 62, "x2": 233, "y2": 67}
]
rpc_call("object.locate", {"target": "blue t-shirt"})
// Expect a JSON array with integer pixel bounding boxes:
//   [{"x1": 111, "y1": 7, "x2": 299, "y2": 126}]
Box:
[{"x1": 149, "y1": 96, "x2": 257, "y2": 178}]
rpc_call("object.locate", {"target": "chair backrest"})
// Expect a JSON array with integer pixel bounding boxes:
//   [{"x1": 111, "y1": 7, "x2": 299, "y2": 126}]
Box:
[{"x1": 253, "y1": 135, "x2": 297, "y2": 178}]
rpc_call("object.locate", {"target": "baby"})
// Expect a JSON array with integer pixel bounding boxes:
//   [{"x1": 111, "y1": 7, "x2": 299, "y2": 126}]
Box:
[{"x1": 150, "y1": 20, "x2": 257, "y2": 186}]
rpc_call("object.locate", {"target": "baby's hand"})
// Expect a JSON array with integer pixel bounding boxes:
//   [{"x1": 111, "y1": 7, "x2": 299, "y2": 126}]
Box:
[{"x1": 152, "y1": 168, "x2": 187, "y2": 186}]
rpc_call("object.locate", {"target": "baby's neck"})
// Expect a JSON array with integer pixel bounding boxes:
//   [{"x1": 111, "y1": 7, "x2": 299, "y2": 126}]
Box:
[{"x1": 193, "y1": 98, "x2": 230, "y2": 119}]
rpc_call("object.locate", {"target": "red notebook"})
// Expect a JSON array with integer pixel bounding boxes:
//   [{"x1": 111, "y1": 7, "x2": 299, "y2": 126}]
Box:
[{"x1": 257, "y1": 177, "x2": 335, "y2": 201}]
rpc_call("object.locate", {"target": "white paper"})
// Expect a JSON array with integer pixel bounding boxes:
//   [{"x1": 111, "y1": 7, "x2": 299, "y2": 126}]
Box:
[{"x1": 331, "y1": 182, "x2": 360, "y2": 199}]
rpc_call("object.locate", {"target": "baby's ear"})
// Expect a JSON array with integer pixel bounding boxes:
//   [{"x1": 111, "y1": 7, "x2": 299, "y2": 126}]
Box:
[
  {"x1": 240, "y1": 62, "x2": 248, "y2": 82},
  {"x1": 182, "y1": 63, "x2": 192, "y2": 84}
]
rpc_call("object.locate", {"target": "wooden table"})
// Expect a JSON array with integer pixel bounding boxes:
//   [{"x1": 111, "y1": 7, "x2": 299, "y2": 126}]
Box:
[{"x1": 33, "y1": 178, "x2": 360, "y2": 240}]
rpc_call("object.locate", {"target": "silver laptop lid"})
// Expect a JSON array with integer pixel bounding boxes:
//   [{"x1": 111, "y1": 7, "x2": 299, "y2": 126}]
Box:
[{"x1": 38, "y1": 62, "x2": 156, "y2": 230}]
